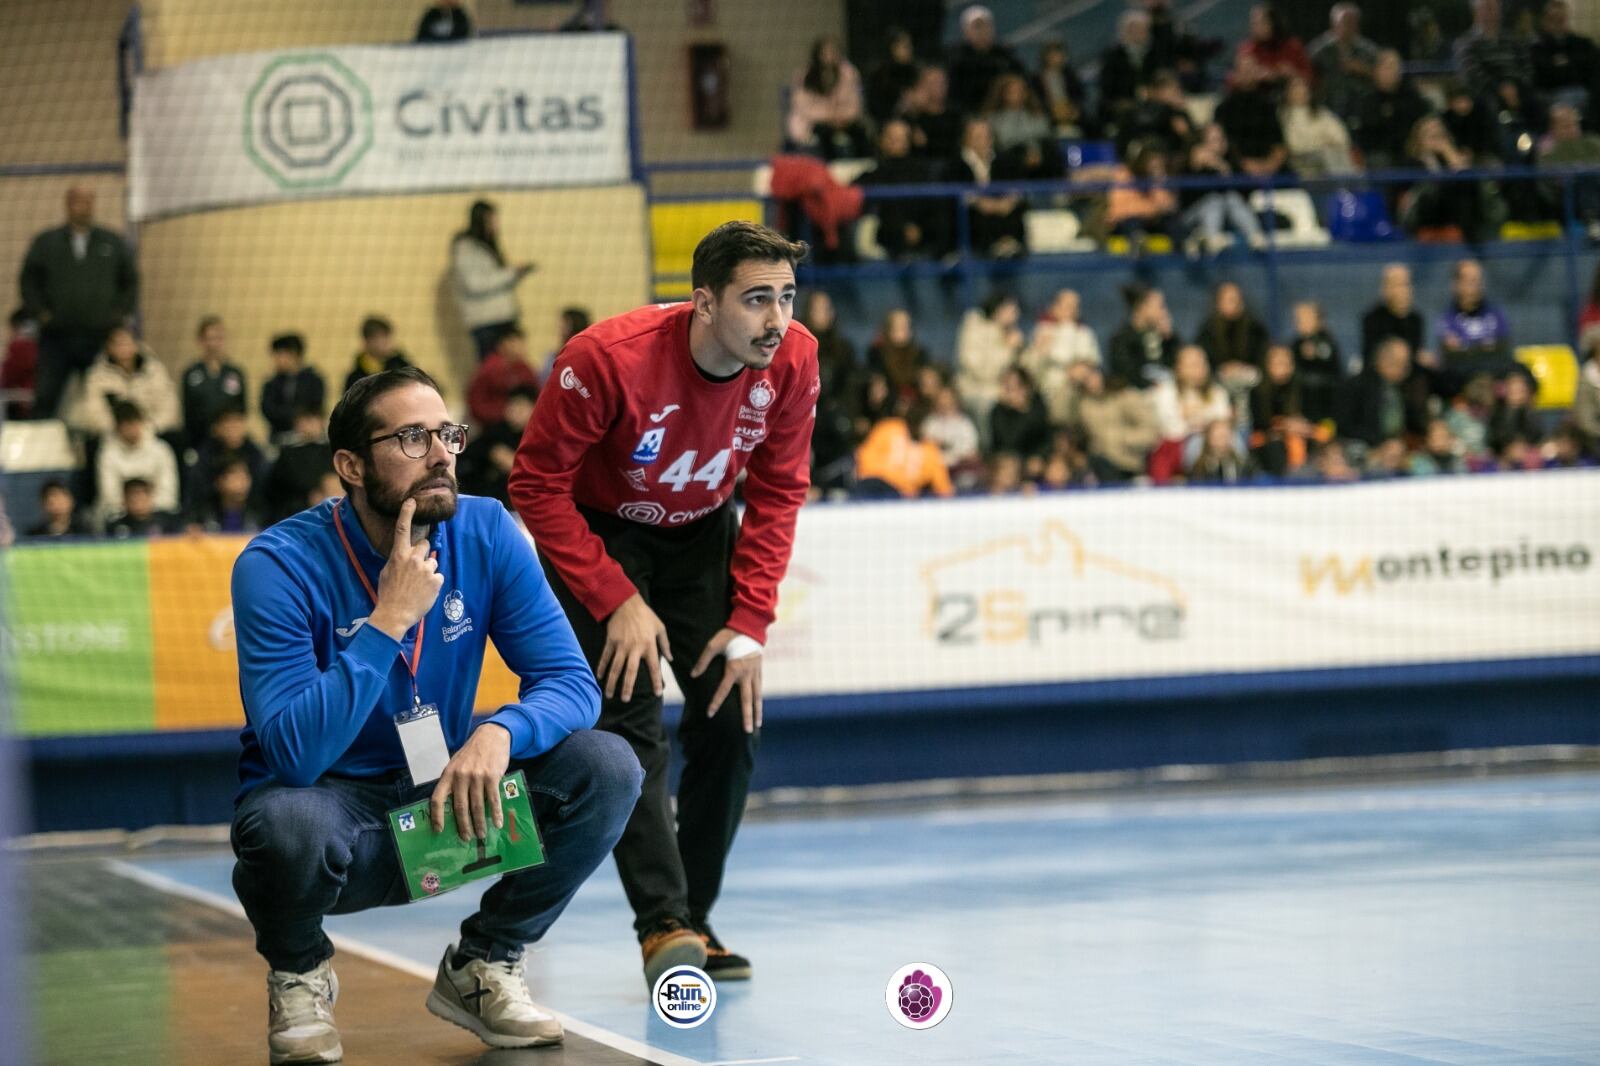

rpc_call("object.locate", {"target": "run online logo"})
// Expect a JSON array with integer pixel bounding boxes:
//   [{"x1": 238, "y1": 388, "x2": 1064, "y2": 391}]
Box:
[{"x1": 652, "y1": 965, "x2": 717, "y2": 1029}]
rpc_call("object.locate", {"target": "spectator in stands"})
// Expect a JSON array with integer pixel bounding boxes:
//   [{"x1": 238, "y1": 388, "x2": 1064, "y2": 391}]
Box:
[
  {"x1": 344, "y1": 316, "x2": 413, "y2": 395},
  {"x1": 467, "y1": 325, "x2": 539, "y2": 427},
  {"x1": 1439, "y1": 82, "x2": 1498, "y2": 166},
  {"x1": 458, "y1": 385, "x2": 537, "y2": 506},
  {"x1": 1235, "y1": 4, "x2": 1311, "y2": 91},
  {"x1": 260, "y1": 332, "x2": 326, "y2": 445},
  {"x1": 414, "y1": 0, "x2": 471, "y2": 43},
  {"x1": 1187, "y1": 418, "x2": 1258, "y2": 483},
  {"x1": 1288, "y1": 300, "x2": 1342, "y2": 423},
  {"x1": 1302, "y1": 439, "x2": 1360, "y2": 482},
  {"x1": 1400, "y1": 115, "x2": 1506, "y2": 244},
  {"x1": 1444, "y1": 373, "x2": 1496, "y2": 460},
  {"x1": 560, "y1": 0, "x2": 621, "y2": 32},
  {"x1": 950, "y1": 119, "x2": 1027, "y2": 257},
  {"x1": 1337, "y1": 337, "x2": 1427, "y2": 447},
  {"x1": 1309, "y1": 3, "x2": 1380, "y2": 122},
  {"x1": 1352, "y1": 50, "x2": 1431, "y2": 170},
  {"x1": 1541, "y1": 103, "x2": 1600, "y2": 239},
  {"x1": 2, "y1": 307, "x2": 37, "y2": 419},
  {"x1": 1409, "y1": 418, "x2": 1466, "y2": 475},
  {"x1": 1215, "y1": 52, "x2": 1289, "y2": 177},
  {"x1": 1107, "y1": 142, "x2": 1181, "y2": 251},
  {"x1": 544, "y1": 306, "x2": 592, "y2": 381},
  {"x1": 69, "y1": 326, "x2": 180, "y2": 439},
  {"x1": 1116, "y1": 71, "x2": 1194, "y2": 159},
  {"x1": 866, "y1": 28, "x2": 921, "y2": 127},
  {"x1": 787, "y1": 36, "x2": 869, "y2": 161},
  {"x1": 1194, "y1": 281, "x2": 1269, "y2": 389},
  {"x1": 264, "y1": 405, "x2": 334, "y2": 524},
  {"x1": 24, "y1": 479, "x2": 90, "y2": 538},
  {"x1": 1455, "y1": 0, "x2": 1533, "y2": 103},
  {"x1": 1487, "y1": 370, "x2": 1542, "y2": 454},
  {"x1": 957, "y1": 293, "x2": 1025, "y2": 429},
  {"x1": 105, "y1": 477, "x2": 181, "y2": 538},
  {"x1": 801, "y1": 291, "x2": 858, "y2": 491},
  {"x1": 853, "y1": 370, "x2": 897, "y2": 440},
  {"x1": 983, "y1": 73, "x2": 1053, "y2": 156},
  {"x1": 1025, "y1": 288, "x2": 1101, "y2": 425},
  {"x1": 988, "y1": 366, "x2": 1052, "y2": 477},
  {"x1": 1361, "y1": 263, "x2": 1428, "y2": 362},
  {"x1": 948, "y1": 5, "x2": 1025, "y2": 116},
  {"x1": 1177, "y1": 124, "x2": 1269, "y2": 256},
  {"x1": 452, "y1": 200, "x2": 535, "y2": 359},
  {"x1": 1438, "y1": 258, "x2": 1513, "y2": 383},
  {"x1": 1033, "y1": 40, "x2": 1087, "y2": 137},
  {"x1": 96, "y1": 401, "x2": 179, "y2": 528},
  {"x1": 1280, "y1": 76, "x2": 1356, "y2": 176},
  {"x1": 853, "y1": 406, "x2": 954, "y2": 498},
  {"x1": 188, "y1": 456, "x2": 265, "y2": 534},
  {"x1": 860, "y1": 120, "x2": 950, "y2": 260},
  {"x1": 185, "y1": 406, "x2": 268, "y2": 517},
  {"x1": 1099, "y1": 10, "x2": 1161, "y2": 133},
  {"x1": 1108, "y1": 283, "x2": 1179, "y2": 388},
  {"x1": 900, "y1": 66, "x2": 965, "y2": 164},
  {"x1": 1572, "y1": 344, "x2": 1600, "y2": 455},
  {"x1": 1147, "y1": 0, "x2": 1225, "y2": 93},
  {"x1": 1069, "y1": 366, "x2": 1159, "y2": 482},
  {"x1": 1150, "y1": 344, "x2": 1233, "y2": 480},
  {"x1": 866, "y1": 308, "x2": 929, "y2": 404},
  {"x1": 18, "y1": 185, "x2": 139, "y2": 420},
  {"x1": 1250, "y1": 343, "x2": 1321, "y2": 475},
  {"x1": 920, "y1": 384, "x2": 984, "y2": 490},
  {"x1": 985, "y1": 452, "x2": 1031, "y2": 494},
  {"x1": 1037, "y1": 431, "x2": 1098, "y2": 490},
  {"x1": 1532, "y1": 0, "x2": 1598, "y2": 116},
  {"x1": 180, "y1": 315, "x2": 247, "y2": 453},
  {"x1": 1361, "y1": 436, "x2": 1411, "y2": 479}
]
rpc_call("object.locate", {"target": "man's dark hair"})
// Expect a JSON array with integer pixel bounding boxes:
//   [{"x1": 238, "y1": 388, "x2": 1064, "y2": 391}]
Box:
[
  {"x1": 495, "y1": 323, "x2": 525, "y2": 347},
  {"x1": 196, "y1": 314, "x2": 224, "y2": 338},
  {"x1": 213, "y1": 456, "x2": 252, "y2": 481},
  {"x1": 360, "y1": 315, "x2": 393, "y2": 341},
  {"x1": 293, "y1": 401, "x2": 326, "y2": 421},
  {"x1": 328, "y1": 366, "x2": 441, "y2": 456},
  {"x1": 559, "y1": 307, "x2": 591, "y2": 341},
  {"x1": 506, "y1": 384, "x2": 539, "y2": 405},
  {"x1": 690, "y1": 221, "x2": 809, "y2": 297},
  {"x1": 111, "y1": 399, "x2": 144, "y2": 426},
  {"x1": 10, "y1": 307, "x2": 33, "y2": 330},
  {"x1": 211, "y1": 401, "x2": 247, "y2": 426},
  {"x1": 122, "y1": 477, "x2": 152, "y2": 495},
  {"x1": 270, "y1": 332, "x2": 306, "y2": 357},
  {"x1": 40, "y1": 479, "x2": 70, "y2": 500}
]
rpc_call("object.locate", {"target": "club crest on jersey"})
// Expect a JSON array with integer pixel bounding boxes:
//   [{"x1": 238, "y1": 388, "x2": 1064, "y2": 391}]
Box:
[
  {"x1": 623, "y1": 467, "x2": 650, "y2": 491},
  {"x1": 632, "y1": 427, "x2": 666, "y2": 464},
  {"x1": 748, "y1": 380, "x2": 775, "y2": 410}
]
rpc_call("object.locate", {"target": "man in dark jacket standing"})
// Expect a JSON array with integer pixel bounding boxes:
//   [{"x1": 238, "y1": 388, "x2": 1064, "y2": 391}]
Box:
[{"x1": 18, "y1": 185, "x2": 138, "y2": 419}]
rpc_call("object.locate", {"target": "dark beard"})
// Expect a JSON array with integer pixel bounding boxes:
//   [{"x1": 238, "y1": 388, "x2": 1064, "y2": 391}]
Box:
[{"x1": 366, "y1": 464, "x2": 459, "y2": 526}]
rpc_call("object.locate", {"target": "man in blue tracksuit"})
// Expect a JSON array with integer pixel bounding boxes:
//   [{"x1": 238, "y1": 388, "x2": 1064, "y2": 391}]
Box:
[{"x1": 230, "y1": 366, "x2": 641, "y2": 1064}]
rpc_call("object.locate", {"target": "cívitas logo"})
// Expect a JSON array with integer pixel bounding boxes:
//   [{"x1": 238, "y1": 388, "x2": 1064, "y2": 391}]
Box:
[{"x1": 886, "y1": 962, "x2": 953, "y2": 1029}]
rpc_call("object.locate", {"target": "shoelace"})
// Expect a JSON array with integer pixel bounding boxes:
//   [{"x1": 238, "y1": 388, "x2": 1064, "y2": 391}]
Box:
[
  {"x1": 269, "y1": 972, "x2": 334, "y2": 1022},
  {"x1": 475, "y1": 959, "x2": 550, "y2": 1018}
]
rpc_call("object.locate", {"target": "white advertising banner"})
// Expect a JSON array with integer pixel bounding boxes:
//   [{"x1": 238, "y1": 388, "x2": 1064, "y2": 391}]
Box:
[
  {"x1": 129, "y1": 36, "x2": 633, "y2": 221},
  {"x1": 745, "y1": 470, "x2": 1600, "y2": 700}
]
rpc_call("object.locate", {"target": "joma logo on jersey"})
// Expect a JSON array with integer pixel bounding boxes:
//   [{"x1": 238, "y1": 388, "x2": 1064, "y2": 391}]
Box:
[{"x1": 632, "y1": 428, "x2": 666, "y2": 463}]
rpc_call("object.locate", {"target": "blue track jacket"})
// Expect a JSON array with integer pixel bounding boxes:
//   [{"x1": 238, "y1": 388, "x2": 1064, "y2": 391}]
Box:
[{"x1": 231, "y1": 495, "x2": 600, "y2": 799}]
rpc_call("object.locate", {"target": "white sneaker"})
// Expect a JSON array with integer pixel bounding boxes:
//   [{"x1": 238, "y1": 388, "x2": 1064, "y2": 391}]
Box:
[
  {"x1": 266, "y1": 959, "x2": 342, "y2": 1064},
  {"x1": 425, "y1": 943, "x2": 563, "y2": 1048}
]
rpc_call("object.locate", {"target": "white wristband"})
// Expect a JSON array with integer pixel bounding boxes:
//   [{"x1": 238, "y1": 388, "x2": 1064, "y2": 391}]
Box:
[{"x1": 722, "y1": 635, "x2": 763, "y2": 661}]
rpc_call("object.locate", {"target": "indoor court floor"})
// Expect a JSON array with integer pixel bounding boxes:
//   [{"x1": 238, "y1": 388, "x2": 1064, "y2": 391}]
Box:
[{"x1": 25, "y1": 768, "x2": 1600, "y2": 1065}]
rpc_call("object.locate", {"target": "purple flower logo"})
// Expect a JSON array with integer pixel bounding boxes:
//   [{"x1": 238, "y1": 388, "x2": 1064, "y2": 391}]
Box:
[{"x1": 897, "y1": 970, "x2": 941, "y2": 1022}]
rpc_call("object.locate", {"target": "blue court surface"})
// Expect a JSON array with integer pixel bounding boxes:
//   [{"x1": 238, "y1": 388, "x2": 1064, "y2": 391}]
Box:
[{"x1": 121, "y1": 771, "x2": 1600, "y2": 1065}]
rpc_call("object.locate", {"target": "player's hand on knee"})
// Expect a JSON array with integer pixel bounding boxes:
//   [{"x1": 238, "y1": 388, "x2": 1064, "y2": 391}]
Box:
[
  {"x1": 371, "y1": 499, "x2": 444, "y2": 640},
  {"x1": 695, "y1": 628, "x2": 764, "y2": 734},
  {"x1": 597, "y1": 593, "x2": 671, "y2": 702},
  {"x1": 430, "y1": 722, "x2": 511, "y2": 841}
]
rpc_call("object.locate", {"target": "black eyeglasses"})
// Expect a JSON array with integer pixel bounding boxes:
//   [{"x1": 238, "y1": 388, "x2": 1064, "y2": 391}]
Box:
[{"x1": 364, "y1": 423, "x2": 469, "y2": 459}]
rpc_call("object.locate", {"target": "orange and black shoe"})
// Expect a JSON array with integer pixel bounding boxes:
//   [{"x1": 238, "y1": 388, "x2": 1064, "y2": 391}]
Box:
[
  {"x1": 640, "y1": 918, "x2": 707, "y2": 988},
  {"x1": 692, "y1": 920, "x2": 751, "y2": 981}
]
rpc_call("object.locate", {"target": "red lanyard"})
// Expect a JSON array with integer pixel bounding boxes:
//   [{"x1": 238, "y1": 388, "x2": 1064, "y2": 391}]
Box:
[{"x1": 333, "y1": 501, "x2": 429, "y2": 693}]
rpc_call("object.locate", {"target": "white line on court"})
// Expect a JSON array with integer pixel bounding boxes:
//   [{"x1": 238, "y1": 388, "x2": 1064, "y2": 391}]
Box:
[
  {"x1": 704, "y1": 1058, "x2": 802, "y2": 1065},
  {"x1": 102, "y1": 859, "x2": 712, "y2": 1066}
]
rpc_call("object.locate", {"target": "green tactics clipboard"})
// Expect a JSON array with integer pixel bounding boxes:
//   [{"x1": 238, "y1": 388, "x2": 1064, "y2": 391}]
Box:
[{"x1": 387, "y1": 771, "x2": 545, "y2": 901}]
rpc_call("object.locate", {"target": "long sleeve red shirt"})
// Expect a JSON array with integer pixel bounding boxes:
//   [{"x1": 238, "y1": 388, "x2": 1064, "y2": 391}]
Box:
[{"x1": 508, "y1": 302, "x2": 818, "y2": 644}]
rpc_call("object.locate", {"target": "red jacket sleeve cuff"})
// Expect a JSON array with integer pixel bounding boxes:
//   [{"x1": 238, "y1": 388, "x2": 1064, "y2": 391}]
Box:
[{"x1": 725, "y1": 605, "x2": 771, "y2": 645}]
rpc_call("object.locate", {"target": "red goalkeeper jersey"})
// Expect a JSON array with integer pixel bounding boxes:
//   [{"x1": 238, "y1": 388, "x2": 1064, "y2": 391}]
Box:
[{"x1": 508, "y1": 302, "x2": 818, "y2": 643}]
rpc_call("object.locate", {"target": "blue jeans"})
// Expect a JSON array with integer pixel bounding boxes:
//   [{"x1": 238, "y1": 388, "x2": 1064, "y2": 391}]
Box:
[
  {"x1": 231, "y1": 730, "x2": 642, "y2": 973},
  {"x1": 1181, "y1": 191, "x2": 1265, "y2": 244}
]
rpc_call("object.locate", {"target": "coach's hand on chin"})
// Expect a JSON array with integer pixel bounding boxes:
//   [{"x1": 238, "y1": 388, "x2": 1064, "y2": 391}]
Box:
[{"x1": 431, "y1": 720, "x2": 512, "y2": 843}]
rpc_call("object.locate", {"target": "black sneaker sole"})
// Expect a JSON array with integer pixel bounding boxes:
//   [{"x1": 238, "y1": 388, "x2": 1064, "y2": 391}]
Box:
[{"x1": 703, "y1": 959, "x2": 752, "y2": 980}]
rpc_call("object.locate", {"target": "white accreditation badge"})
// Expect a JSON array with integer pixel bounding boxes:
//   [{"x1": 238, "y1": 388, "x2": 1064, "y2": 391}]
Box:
[{"x1": 394, "y1": 701, "x2": 450, "y2": 784}]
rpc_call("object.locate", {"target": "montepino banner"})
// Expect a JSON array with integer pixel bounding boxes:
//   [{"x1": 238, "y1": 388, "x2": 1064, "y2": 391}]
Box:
[{"x1": 129, "y1": 34, "x2": 633, "y2": 221}]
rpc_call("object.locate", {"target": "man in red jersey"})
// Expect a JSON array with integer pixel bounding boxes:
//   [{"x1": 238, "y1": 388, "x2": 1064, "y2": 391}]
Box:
[{"x1": 509, "y1": 222, "x2": 817, "y2": 987}]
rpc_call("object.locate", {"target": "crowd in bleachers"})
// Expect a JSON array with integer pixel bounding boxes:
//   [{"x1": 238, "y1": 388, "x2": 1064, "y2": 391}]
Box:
[
  {"x1": 804, "y1": 261, "x2": 1600, "y2": 499},
  {"x1": 781, "y1": 0, "x2": 1600, "y2": 259}
]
